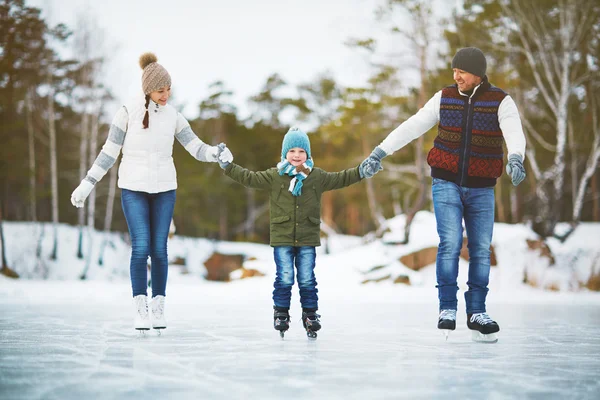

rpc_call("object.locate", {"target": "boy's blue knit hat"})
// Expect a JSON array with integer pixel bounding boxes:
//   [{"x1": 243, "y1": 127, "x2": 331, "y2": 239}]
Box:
[{"x1": 281, "y1": 127, "x2": 311, "y2": 160}]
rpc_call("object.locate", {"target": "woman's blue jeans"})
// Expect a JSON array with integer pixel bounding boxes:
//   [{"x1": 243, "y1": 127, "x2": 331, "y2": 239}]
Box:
[
  {"x1": 432, "y1": 178, "x2": 495, "y2": 314},
  {"x1": 273, "y1": 246, "x2": 318, "y2": 310},
  {"x1": 121, "y1": 189, "x2": 176, "y2": 298}
]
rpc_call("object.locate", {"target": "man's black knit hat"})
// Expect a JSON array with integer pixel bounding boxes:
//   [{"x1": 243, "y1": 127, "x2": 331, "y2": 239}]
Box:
[{"x1": 451, "y1": 47, "x2": 487, "y2": 78}]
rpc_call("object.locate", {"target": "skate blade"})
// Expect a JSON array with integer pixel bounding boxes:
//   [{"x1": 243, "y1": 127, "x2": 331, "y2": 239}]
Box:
[
  {"x1": 440, "y1": 329, "x2": 452, "y2": 341},
  {"x1": 306, "y1": 330, "x2": 317, "y2": 340},
  {"x1": 471, "y1": 331, "x2": 498, "y2": 343},
  {"x1": 136, "y1": 329, "x2": 149, "y2": 337}
]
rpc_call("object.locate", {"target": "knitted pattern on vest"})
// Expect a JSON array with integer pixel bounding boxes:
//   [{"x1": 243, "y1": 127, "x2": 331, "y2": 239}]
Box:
[{"x1": 426, "y1": 81, "x2": 507, "y2": 187}]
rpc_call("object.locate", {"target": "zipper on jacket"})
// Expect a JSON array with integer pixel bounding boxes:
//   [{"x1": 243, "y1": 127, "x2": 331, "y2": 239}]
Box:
[
  {"x1": 459, "y1": 97, "x2": 473, "y2": 187},
  {"x1": 293, "y1": 195, "x2": 298, "y2": 245}
]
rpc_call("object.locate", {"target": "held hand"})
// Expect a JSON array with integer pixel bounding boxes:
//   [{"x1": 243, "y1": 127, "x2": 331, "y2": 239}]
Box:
[
  {"x1": 206, "y1": 145, "x2": 219, "y2": 162},
  {"x1": 216, "y1": 143, "x2": 233, "y2": 169},
  {"x1": 359, "y1": 147, "x2": 387, "y2": 178},
  {"x1": 506, "y1": 154, "x2": 526, "y2": 186},
  {"x1": 70, "y1": 180, "x2": 94, "y2": 208}
]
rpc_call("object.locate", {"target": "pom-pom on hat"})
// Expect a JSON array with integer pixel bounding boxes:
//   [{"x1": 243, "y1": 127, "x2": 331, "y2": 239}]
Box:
[
  {"x1": 451, "y1": 47, "x2": 487, "y2": 78},
  {"x1": 281, "y1": 127, "x2": 311, "y2": 160},
  {"x1": 139, "y1": 52, "x2": 171, "y2": 95}
]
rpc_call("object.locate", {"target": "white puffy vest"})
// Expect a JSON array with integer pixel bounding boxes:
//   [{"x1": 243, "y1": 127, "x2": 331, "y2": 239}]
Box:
[{"x1": 118, "y1": 96, "x2": 179, "y2": 193}]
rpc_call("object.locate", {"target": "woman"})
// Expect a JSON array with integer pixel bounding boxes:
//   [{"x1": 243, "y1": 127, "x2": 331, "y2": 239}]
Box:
[{"x1": 70, "y1": 53, "x2": 233, "y2": 332}]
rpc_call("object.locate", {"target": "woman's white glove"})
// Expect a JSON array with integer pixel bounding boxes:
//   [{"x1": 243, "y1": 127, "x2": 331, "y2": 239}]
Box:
[
  {"x1": 205, "y1": 145, "x2": 220, "y2": 162},
  {"x1": 217, "y1": 143, "x2": 233, "y2": 165},
  {"x1": 70, "y1": 180, "x2": 94, "y2": 208}
]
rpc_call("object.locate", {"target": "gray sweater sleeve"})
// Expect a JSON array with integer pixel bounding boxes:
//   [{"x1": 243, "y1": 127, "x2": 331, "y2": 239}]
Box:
[
  {"x1": 84, "y1": 106, "x2": 128, "y2": 185},
  {"x1": 174, "y1": 113, "x2": 216, "y2": 162}
]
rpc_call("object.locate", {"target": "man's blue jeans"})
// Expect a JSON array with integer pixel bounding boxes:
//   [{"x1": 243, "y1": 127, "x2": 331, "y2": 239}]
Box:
[
  {"x1": 432, "y1": 178, "x2": 495, "y2": 314},
  {"x1": 121, "y1": 189, "x2": 176, "y2": 298},
  {"x1": 273, "y1": 246, "x2": 318, "y2": 310}
]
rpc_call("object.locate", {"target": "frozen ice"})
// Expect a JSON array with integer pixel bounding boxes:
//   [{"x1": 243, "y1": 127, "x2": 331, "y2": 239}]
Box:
[{"x1": 1, "y1": 281, "x2": 599, "y2": 400}]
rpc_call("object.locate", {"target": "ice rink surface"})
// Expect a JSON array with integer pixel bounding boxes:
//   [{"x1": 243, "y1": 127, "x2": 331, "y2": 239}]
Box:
[{"x1": 1, "y1": 281, "x2": 599, "y2": 400}]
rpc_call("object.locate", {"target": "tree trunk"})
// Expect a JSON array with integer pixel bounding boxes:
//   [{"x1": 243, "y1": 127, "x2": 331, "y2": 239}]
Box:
[
  {"x1": 77, "y1": 113, "x2": 89, "y2": 259},
  {"x1": 219, "y1": 202, "x2": 227, "y2": 240},
  {"x1": 593, "y1": 170, "x2": 600, "y2": 222},
  {"x1": 495, "y1": 179, "x2": 506, "y2": 222},
  {"x1": 26, "y1": 88, "x2": 37, "y2": 222},
  {"x1": 402, "y1": 40, "x2": 429, "y2": 243},
  {"x1": 99, "y1": 160, "x2": 118, "y2": 266},
  {"x1": 361, "y1": 133, "x2": 384, "y2": 231},
  {"x1": 47, "y1": 69, "x2": 59, "y2": 260},
  {"x1": 0, "y1": 202, "x2": 7, "y2": 269},
  {"x1": 245, "y1": 187, "x2": 256, "y2": 237},
  {"x1": 87, "y1": 112, "x2": 99, "y2": 230},
  {"x1": 510, "y1": 186, "x2": 519, "y2": 223},
  {"x1": 321, "y1": 192, "x2": 336, "y2": 231}
]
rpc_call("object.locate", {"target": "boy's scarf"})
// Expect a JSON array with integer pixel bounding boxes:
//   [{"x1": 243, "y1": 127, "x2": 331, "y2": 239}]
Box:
[{"x1": 277, "y1": 159, "x2": 314, "y2": 196}]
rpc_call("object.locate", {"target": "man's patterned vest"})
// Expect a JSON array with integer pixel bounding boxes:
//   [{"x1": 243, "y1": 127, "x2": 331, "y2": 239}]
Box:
[{"x1": 426, "y1": 80, "x2": 507, "y2": 188}]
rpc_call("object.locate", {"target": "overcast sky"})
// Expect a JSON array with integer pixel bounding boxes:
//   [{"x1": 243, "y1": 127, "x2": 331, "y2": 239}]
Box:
[{"x1": 30, "y1": 0, "x2": 396, "y2": 122}]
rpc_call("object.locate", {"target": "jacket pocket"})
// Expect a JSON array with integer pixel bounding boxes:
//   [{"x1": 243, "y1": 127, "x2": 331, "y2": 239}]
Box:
[
  {"x1": 272, "y1": 215, "x2": 291, "y2": 224},
  {"x1": 308, "y1": 216, "x2": 321, "y2": 225},
  {"x1": 276, "y1": 184, "x2": 285, "y2": 202}
]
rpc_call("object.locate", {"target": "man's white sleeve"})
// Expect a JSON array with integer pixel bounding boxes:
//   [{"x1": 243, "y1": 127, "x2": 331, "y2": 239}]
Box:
[
  {"x1": 498, "y1": 95, "x2": 526, "y2": 159},
  {"x1": 378, "y1": 90, "x2": 441, "y2": 155}
]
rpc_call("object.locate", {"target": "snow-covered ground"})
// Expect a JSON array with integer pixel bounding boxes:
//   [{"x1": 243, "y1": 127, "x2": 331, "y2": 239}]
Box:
[{"x1": 1, "y1": 212, "x2": 600, "y2": 399}]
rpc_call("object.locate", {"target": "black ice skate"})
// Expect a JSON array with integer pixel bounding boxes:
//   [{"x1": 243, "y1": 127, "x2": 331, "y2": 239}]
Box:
[
  {"x1": 467, "y1": 313, "x2": 500, "y2": 343},
  {"x1": 302, "y1": 309, "x2": 321, "y2": 340},
  {"x1": 273, "y1": 307, "x2": 290, "y2": 339},
  {"x1": 437, "y1": 309, "x2": 456, "y2": 341}
]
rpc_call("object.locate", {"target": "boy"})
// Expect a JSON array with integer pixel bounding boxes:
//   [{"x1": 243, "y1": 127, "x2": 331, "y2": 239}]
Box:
[{"x1": 217, "y1": 127, "x2": 371, "y2": 339}]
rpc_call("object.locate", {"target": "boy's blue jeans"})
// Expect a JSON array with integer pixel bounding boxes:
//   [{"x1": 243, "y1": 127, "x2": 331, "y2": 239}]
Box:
[
  {"x1": 273, "y1": 246, "x2": 318, "y2": 310},
  {"x1": 121, "y1": 189, "x2": 176, "y2": 298},
  {"x1": 432, "y1": 178, "x2": 495, "y2": 314}
]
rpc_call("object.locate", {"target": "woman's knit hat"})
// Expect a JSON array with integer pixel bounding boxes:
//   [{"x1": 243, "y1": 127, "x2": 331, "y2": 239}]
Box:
[
  {"x1": 139, "y1": 52, "x2": 171, "y2": 95},
  {"x1": 281, "y1": 127, "x2": 312, "y2": 160},
  {"x1": 451, "y1": 47, "x2": 487, "y2": 78}
]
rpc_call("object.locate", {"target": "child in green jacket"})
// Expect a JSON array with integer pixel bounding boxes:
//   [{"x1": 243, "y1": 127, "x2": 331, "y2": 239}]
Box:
[{"x1": 217, "y1": 127, "x2": 370, "y2": 339}]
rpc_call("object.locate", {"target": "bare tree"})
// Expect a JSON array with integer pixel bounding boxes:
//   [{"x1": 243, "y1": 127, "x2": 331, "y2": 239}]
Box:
[
  {"x1": 498, "y1": 0, "x2": 599, "y2": 237},
  {"x1": 347, "y1": 0, "x2": 444, "y2": 240},
  {"x1": 25, "y1": 89, "x2": 37, "y2": 222},
  {"x1": 77, "y1": 112, "x2": 89, "y2": 258},
  {"x1": 47, "y1": 67, "x2": 59, "y2": 260},
  {"x1": 0, "y1": 201, "x2": 18, "y2": 278},
  {"x1": 98, "y1": 159, "x2": 119, "y2": 266},
  {"x1": 572, "y1": 90, "x2": 600, "y2": 222}
]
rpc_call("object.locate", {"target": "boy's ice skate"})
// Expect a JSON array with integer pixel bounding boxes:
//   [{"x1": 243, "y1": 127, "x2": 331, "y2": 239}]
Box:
[
  {"x1": 273, "y1": 307, "x2": 290, "y2": 339},
  {"x1": 302, "y1": 310, "x2": 321, "y2": 339},
  {"x1": 151, "y1": 295, "x2": 166, "y2": 333},
  {"x1": 437, "y1": 309, "x2": 456, "y2": 341},
  {"x1": 133, "y1": 295, "x2": 150, "y2": 332},
  {"x1": 467, "y1": 313, "x2": 500, "y2": 343}
]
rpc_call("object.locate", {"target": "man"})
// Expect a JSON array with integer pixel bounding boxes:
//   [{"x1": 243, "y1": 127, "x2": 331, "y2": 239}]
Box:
[{"x1": 359, "y1": 47, "x2": 526, "y2": 342}]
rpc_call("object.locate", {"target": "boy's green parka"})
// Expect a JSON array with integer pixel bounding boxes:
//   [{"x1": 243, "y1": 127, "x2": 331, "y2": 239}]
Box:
[{"x1": 224, "y1": 164, "x2": 362, "y2": 247}]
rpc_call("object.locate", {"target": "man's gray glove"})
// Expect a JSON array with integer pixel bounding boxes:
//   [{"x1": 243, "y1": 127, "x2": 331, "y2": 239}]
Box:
[
  {"x1": 506, "y1": 154, "x2": 526, "y2": 186},
  {"x1": 359, "y1": 147, "x2": 387, "y2": 179}
]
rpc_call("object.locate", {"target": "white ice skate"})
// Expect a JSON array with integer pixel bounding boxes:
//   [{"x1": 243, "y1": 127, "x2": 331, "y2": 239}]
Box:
[
  {"x1": 151, "y1": 295, "x2": 167, "y2": 333},
  {"x1": 437, "y1": 309, "x2": 456, "y2": 341},
  {"x1": 134, "y1": 295, "x2": 151, "y2": 331},
  {"x1": 467, "y1": 313, "x2": 499, "y2": 343}
]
